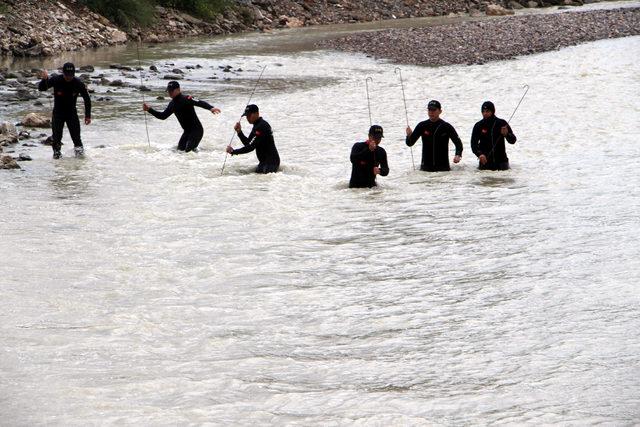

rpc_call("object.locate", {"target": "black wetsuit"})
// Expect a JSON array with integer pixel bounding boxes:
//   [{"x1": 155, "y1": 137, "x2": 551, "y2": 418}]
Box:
[
  {"x1": 406, "y1": 119, "x2": 463, "y2": 171},
  {"x1": 471, "y1": 116, "x2": 517, "y2": 170},
  {"x1": 232, "y1": 117, "x2": 280, "y2": 173},
  {"x1": 349, "y1": 141, "x2": 389, "y2": 188},
  {"x1": 38, "y1": 74, "x2": 91, "y2": 151},
  {"x1": 148, "y1": 94, "x2": 214, "y2": 152}
]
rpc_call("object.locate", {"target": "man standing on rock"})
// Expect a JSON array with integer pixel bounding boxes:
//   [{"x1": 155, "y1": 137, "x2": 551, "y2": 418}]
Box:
[
  {"x1": 226, "y1": 104, "x2": 280, "y2": 173},
  {"x1": 405, "y1": 100, "x2": 463, "y2": 171},
  {"x1": 471, "y1": 101, "x2": 517, "y2": 170},
  {"x1": 349, "y1": 125, "x2": 389, "y2": 188},
  {"x1": 38, "y1": 62, "x2": 91, "y2": 159},
  {"x1": 143, "y1": 81, "x2": 221, "y2": 152}
]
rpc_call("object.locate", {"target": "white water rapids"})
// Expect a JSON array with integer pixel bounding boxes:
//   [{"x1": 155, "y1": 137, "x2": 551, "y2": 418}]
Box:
[{"x1": 1, "y1": 19, "x2": 639, "y2": 425}]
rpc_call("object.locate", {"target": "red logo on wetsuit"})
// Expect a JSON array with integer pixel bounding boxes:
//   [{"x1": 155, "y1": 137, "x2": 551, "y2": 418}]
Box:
[
  {"x1": 424, "y1": 131, "x2": 431, "y2": 136},
  {"x1": 481, "y1": 128, "x2": 488, "y2": 134},
  {"x1": 255, "y1": 131, "x2": 262, "y2": 136},
  {"x1": 360, "y1": 161, "x2": 367, "y2": 165}
]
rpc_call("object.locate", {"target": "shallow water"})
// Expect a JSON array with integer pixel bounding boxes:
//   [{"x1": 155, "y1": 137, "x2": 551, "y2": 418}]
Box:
[{"x1": 1, "y1": 24, "x2": 640, "y2": 425}]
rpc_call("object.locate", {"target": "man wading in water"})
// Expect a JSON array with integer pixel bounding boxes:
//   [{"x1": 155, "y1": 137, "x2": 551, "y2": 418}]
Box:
[
  {"x1": 143, "y1": 81, "x2": 221, "y2": 152},
  {"x1": 405, "y1": 100, "x2": 463, "y2": 172},
  {"x1": 226, "y1": 104, "x2": 280, "y2": 173},
  {"x1": 471, "y1": 101, "x2": 517, "y2": 170},
  {"x1": 38, "y1": 63, "x2": 92, "y2": 159},
  {"x1": 349, "y1": 125, "x2": 389, "y2": 188}
]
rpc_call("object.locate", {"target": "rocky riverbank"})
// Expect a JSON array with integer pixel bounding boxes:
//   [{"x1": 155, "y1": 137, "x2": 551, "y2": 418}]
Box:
[
  {"x1": 318, "y1": 6, "x2": 640, "y2": 66},
  {"x1": 1, "y1": 0, "x2": 606, "y2": 57}
]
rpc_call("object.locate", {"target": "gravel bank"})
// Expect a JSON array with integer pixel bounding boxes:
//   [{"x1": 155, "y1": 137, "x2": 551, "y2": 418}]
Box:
[{"x1": 318, "y1": 6, "x2": 640, "y2": 66}]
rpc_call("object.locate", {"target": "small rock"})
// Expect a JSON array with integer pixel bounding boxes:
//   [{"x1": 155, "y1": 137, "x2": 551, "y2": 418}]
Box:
[
  {"x1": 18, "y1": 131, "x2": 30, "y2": 140},
  {"x1": 33, "y1": 101, "x2": 43, "y2": 106},
  {"x1": 156, "y1": 96, "x2": 165, "y2": 100},
  {"x1": 80, "y1": 65, "x2": 95, "y2": 72},
  {"x1": 17, "y1": 154, "x2": 32, "y2": 161},
  {"x1": 109, "y1": 80, "x2": 124, "y2": 87},
  {"x1": 0, "y1": 155, "x2": 20, "y2": 169},
  {"x1": 171, "y1": 68, "x2": 184, "y2": 74},
  {"x1": 163, "y1": 74, "x2": 182, "y2": 80},
  {"x1": 139, "y1": 85, "x2": 151, "y2": 92},
  {"x1": 149, "y1": 65, "x2": 158, "y2": 72}
]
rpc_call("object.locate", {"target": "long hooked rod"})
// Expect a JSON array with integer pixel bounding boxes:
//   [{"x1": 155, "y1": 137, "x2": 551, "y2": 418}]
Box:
[
  {"x1": 221, "y1": 65, "x2": 268, "y2": 175},
  {"x1": 136, "y1": 40, "x2": 151, "y2": 148},
  {"x1": 395, "y1": 67, "x2": 415, "y2": 171},
  {"x1": 365, "y1": 76, "x2": 373, "y2": 126},
  {"x1": 507, "y1": 84, "x2": 530, "y2": 124}
]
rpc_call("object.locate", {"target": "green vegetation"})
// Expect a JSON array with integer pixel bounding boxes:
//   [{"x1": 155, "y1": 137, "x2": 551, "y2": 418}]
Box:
[
  {"x1": 0, "y1": 2, "x2": 9, "y2": 14},
  {"x1": 78, "y1": 0, "x2": 230, "y2": 29},
  {"x1": 157, "y1": 0, "x2": 230, "y2": 21}
]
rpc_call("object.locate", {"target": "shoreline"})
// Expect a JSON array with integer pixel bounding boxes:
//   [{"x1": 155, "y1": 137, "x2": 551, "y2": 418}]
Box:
[
  {"x1": 0, "y1": 0, "x2": 617, "y2": 59},
  {"x1": 317, "y1": 6, "x2": 640, "y2": 66}
]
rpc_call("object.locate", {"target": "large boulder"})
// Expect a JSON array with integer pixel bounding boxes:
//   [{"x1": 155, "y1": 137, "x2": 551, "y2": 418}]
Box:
[
  {"x1": 22, "y1": 112, "x2": 51, "y2": 128},
  {"x1": 486, "y1": 4, "x2": 515, "y2": 15}
]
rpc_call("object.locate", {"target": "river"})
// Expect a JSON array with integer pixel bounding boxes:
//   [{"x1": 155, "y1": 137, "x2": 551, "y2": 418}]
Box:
[{"x1": 1, "y1": 11, "x2": 639, "y2": 425}]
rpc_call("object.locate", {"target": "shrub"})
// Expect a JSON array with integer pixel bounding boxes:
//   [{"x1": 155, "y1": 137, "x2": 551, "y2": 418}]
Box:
[{"x1": 79, "y1": 0, "x2": 156, "y2": 29}]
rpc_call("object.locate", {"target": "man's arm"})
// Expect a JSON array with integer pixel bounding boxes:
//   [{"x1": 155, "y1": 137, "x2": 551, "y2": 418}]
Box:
[
  {"x1": 470, "y1": 123, "x2": 482, "y2": 157},
  {"x1": 503, "y1": 121, "x2": 517, "y2": 144},
  {"x1": 378, "y1": 148, "x2": 389, "y2": 177},
  {"x1": 38, "y1": 72, "x2": 54, "y2": 91},
  {"x1": 350, "y1": 143, "x2": 370, "y2": 164},
  {"x1": 148, "y1": 101, "x2": 175, "y2": 120},
  {"x1": 449, "y1": 123, "x2": 463, "y2": 156},
  {"x1": 405, "y1": 122, "x2": 422, "y2": 147},
  {"x1": 78, "y1": 81, "x2": 91, "y2": 119}
]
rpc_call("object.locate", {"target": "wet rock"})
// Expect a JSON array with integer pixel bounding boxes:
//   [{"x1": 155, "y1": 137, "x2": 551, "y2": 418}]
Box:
[
  {"x1": 14, "y1": 89, "x2": 39, "y2": 101},
  {"x1": 18, "y1": 131, "x2": 30, "y2": 140},
  {"x1": 17, "y1": 154, "x2": 32, "y2": 161},
  {"x1": 33, "y1": 100, "x2": 43, "y2": 106},
  {"x1": 109, "y1": 79, "x2": 124, "y2": 87},
  {"x1": 21, "y1": 112, "x2": 51, "y2": 128},
  {"x1": 0, "y1": 122, "x2": 19, "y2": 146},
  {"x1": 40, "y1": 136, "x2": 54, "y2": 146},
  {"x1": 171, "y1": 68, "x2": 184, "y2": 74},
  {"x1": 163, "y1": 74, "x2": 182, "y2": 80},
  {"x1": 527, "y1": 1, "x2": 539, "y2": 7},
  {"x1": 156, "y1": 96, "x2": 165, "y2": 100},
  {"x1": 0, "y1": 155, "x2": 21, "y2": 169},
  {"x1": 97, "y1": 96, "x2": 113, "y2": 102},
  {"x1": 22, "y1": 143, "x2": 38, "y2": 147},
  {"x1": 486, "y1": 4, "x2": 515, "y2": 15},
  {"x1": 149, "y1": 65, "x2": 158, "y2": 72},
  {"x1": 79, "y1": 65, "x2": 95, "y2": 72},
  {"x1": 138, "y1": 85, "x2": 151, "y2": 92}
]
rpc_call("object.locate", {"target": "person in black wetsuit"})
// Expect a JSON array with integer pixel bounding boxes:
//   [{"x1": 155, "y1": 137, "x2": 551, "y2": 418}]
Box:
[
  {"x1": 349, "y1": 125, "x2": 389, "y2": 188},
  {"x1": 470, "y1": 101, "x2": 517, "y2": 170},
  {"x1": 405, "y1": 100, "x2": 463, "y2": 172},
  {"x1": 38, "y1": 62, "x2": 91, "y2": 159},
  {"x1": 143, "y1": 81, "x2": 221, "y2": 152},
  {"x1": 226, "y1": 104, "x2": 280, "y2": 173}
]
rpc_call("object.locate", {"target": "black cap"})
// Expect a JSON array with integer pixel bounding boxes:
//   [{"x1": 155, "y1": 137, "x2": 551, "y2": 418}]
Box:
[
  {"x1": 368, "y1": 124, "x2": 384, "y2": 138},
  {"x1": 427, "y1": 100, "x2": 441, "y2": 110},
  {"x1": 242, "y1": 104, "x2": 259, "y2": 117},
  {"x1": 481, "y1": 101, "x2": 495, "y2": 113},
  {"x1": 166, "y1": 80, "x2": 180, "y2": 92},
  {"x1": 62, "y1": 62, "x2": 75, "y2": 76}
]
